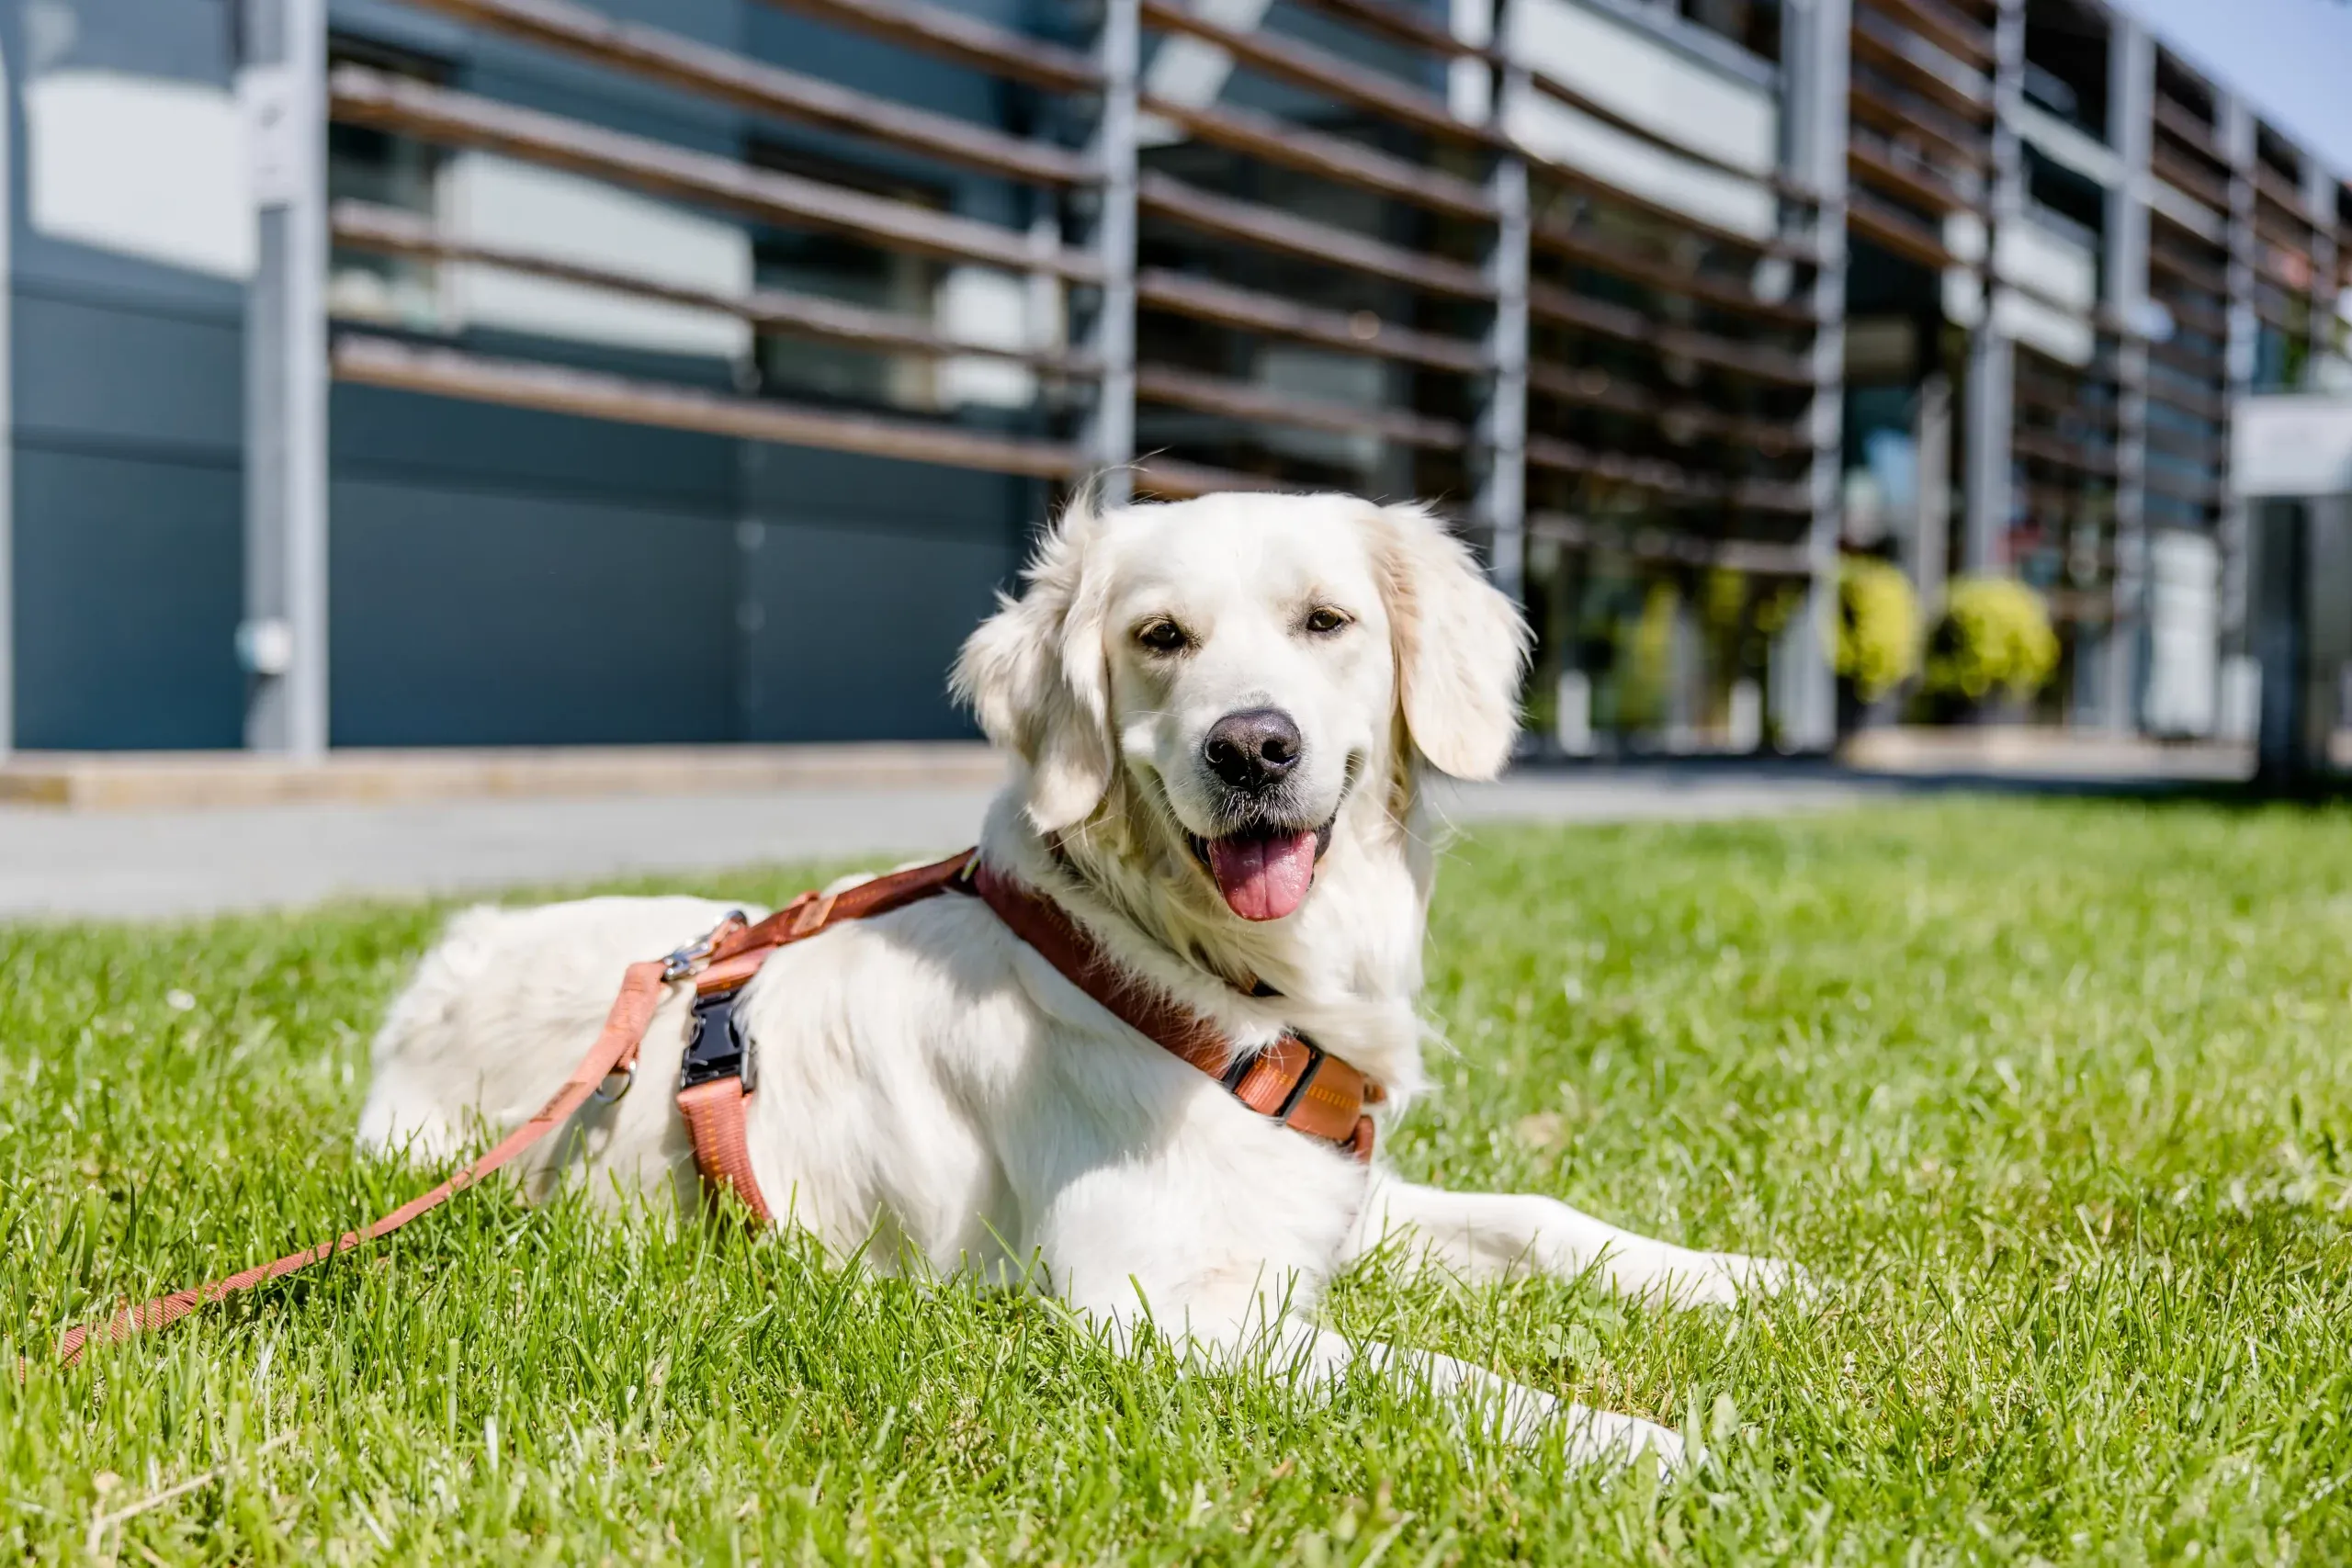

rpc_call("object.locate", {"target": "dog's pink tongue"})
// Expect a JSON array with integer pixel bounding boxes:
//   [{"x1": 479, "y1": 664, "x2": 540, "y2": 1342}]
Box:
[{"x1": 1206, "y1": 831, "x2": 1318, "y2": 921}]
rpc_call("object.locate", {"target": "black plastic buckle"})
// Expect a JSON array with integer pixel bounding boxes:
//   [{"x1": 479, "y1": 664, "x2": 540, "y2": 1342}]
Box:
[{"x1": 680, "y1": 985, "x2": 756, "y2": 1093}]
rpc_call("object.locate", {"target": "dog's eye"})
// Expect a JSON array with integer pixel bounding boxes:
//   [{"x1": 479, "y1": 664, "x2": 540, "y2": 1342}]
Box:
[
  {"x1": 1303, "y1": 606, "x2": 1351, "y2": 636},
  {"x1": 1135, "y1": 618, "x2": 1191, "y2": 654}
]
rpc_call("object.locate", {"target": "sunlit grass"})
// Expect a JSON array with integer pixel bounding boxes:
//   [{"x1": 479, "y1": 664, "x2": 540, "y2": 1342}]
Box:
[{"x1": 4, "y1": 798, "x2": 2349, "y2": 1562}]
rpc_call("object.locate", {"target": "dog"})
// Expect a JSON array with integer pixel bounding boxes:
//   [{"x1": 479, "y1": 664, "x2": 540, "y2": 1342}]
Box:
[{"x1": 360, "y1": 491, "x2": 1796, "y2": 1469}]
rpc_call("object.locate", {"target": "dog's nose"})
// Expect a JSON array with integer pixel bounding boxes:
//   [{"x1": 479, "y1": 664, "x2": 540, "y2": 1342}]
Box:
[{"x1": 1203, "y1": 708, "x2": 1303, "y2": 792}]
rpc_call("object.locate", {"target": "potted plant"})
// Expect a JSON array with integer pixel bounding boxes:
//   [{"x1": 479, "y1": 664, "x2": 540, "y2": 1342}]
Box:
[
  {"x1": 1833, "y1": 557, "x2": 1921, "y2": 732},
  {"x1": 1923, "y1": 575, "x2": 2060, "y2": 724}
]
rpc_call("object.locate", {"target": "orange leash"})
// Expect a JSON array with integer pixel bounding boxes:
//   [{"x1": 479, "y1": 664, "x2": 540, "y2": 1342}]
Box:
[
  {"x1": 31, "y1": 847, "x2": 1385, "y2": 1369},
  {"x1": 40, "y1": 959, "x2": 669, "y2": 1369}
]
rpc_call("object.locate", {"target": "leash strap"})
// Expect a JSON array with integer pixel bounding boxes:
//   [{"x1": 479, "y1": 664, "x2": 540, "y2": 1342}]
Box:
[
  {"x1": 35, "y1": 848, "x2": 1380, "y2": 1367},
  {"x1": 40, "y1": 959, "x2": 670, "y2": 1370}
]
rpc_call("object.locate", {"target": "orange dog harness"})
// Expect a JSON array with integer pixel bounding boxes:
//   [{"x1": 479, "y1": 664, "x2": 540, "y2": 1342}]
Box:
[{"x1": 40, "y1": 850, "x2": 1379, "y2": 1366}]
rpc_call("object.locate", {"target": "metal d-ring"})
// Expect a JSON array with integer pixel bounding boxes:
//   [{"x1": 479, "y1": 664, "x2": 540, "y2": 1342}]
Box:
[{"x1": 592, "y1": 1063, "x2": 637, "y2": 1104}]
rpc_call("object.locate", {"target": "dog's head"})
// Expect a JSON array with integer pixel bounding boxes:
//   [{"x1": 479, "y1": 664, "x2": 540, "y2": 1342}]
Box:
[{"x1": 954, "y1": 491, "x2": 1528, "y2": 922}]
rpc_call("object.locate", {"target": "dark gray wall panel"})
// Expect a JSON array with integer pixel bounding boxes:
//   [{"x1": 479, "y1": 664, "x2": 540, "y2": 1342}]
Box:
[
  {"x1": 737, "y1": 513, "x2": 1014, "y2": 742},
  {"x1": 332, "y1": 381, "x2": 739, "y2": 513},
  {"x1": 14, "y1": 288, "x2": 243, "y2": 455},
  {"x1": 13, "y1": 446, "x2": 243, "y2": 750},
  {"x1": 330, "y1": 477, "x2": 739, "y2": 745}
]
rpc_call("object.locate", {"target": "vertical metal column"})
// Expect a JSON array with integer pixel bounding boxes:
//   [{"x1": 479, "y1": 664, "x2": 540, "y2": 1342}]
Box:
[
  {"x1": 2218, "y1": 94, "x2": 2256, "y2": 640},
  {"x1": 1961, "y1": 0, "x2": 2023, "y2": 575},
  {"x1": 2304, "y1": 157, "x2": 2337, "y2": 379},
  {"x1": 0, "y1": 35, "x2": 13, "y2": 761},
  {"x1": 1773, "y1": 0, "x2": 1849, "y2": 753},
  {"x1": 239, "y1": 0, "x2": 330, "y2": 756},
  {"x1": 1479, "y1": 59, "x2": 1531, "y2": 605},
  {"x1": 2102, "y1": 15, "x2": 2154, "y2": 735},
  {"x1": 1088, "y1": 0, "x2": 1141, "y2": 506}
]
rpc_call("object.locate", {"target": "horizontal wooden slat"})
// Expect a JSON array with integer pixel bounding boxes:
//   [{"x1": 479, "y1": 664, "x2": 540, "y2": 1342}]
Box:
[
  {"x1": 1857, "y1": 0, "x2": 1995, "y2": 68},
  {"x1": 1135, "y1": 269, "x2": 1487, "y2": 373},
  {"x1": 2239, "y1": 220, "x2": 2314, "y2": 272},
  {"x1": 1136, "y1": 364, "x2": 1468, "y2": 449},
  {"x1": 333, "y1": 334, "x2": 1082, "y2": 477},
  {"x1": 2142, "y1": 464, "x2": 2222, "y2": 506},
  {"x1": 332, "y1": 201, "x2": 1095, "y2": 372},
  {"x1": 1139, "y1": 95, "x2": 1497, "y2": 220},
  {"x1": 329, "y1": 67, "x2": 1101, "y2": 280},
  {"x1": 1850, "y1": 9, "x2": 1993, "y2": 123},
  {"x1": 1849, "y1": 135, "x2": 1977, "y2": 216},
  {"x1": 2013, "y1": 428, "x2": 2118, "y2": 475},
  {"x1": 1527, "y1": 155, "x2": 1820, "y2": 265},
  {"x1": 1533, "y1": 220, "x2": 1818, "y2": 328},
  {"x1": 2151, "y1": 98, "x2": 2228, "y2": 167},
  {"x1": 1528, "y1": 282, "x2": 1813, "y2": 385},
  {"x1": 1849, "y1": 68, "x2": 1992, "y2": 172},
  {"x1": 1525, "y1": 361, "x2": 1809, "y2": 457},
  {"x1": 2154, "y1": 294, "x2": 2230, "y2": 339},
  {"x1": 2151, "y1": 145, "x2": 2233, "y2": 214},
  {"x1": 2142, "y1": 422, "x2": 2224, "y2": 463},
  {"x1": 2146, "y1": 243, "x2": 2230, "y2": 299},
  {"x1": 1140, "y1": 0, "x2": 1492, "y2": 146},
  {"x1": 2254, "y1": 166, "x2": 2316, "y2": 228},
  {"x1": 1138, "y1": 172, "x2": 1495, "y2": 299},
  {"x1": 753, "y1": 0, "x2": 1099, "y2": 93},
  {"x1": 1288, "y1": 0, "x2": 1478, "y2": 60},
  {"x1": 1527, "y1": 510, "x2": 1814, "y2": 571},
  {"x1": 1526, "y1": 68, "x2": 1819, "y2": 204},
  {"x1": 1848, "y1": 187, "x2": 1957, "y2": 271},
  {"x1": 395, "y1": 0, "x2": 1090, "y2": 186},
  {"x1": 2009, "y1": 381, "x2": 2113, "y2": 434},
  {"x1": 1131, "y1": 456, "x2": 1296, "y2": 498},
  {"x1": 2148, "y1": 334, "x2": 2225, "y2": 376},
  {"x1": 2145, "y1": 375, "x2": 2229, "y2": 423},
  {"x1": 1525, "y1": 437, "x2": 1812, "y2": 513}
]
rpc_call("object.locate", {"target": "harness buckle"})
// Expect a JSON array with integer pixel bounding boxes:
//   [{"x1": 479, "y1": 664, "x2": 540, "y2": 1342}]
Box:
[
  {"x1": 679, "y1": 986, "x2": 757, "y2": 1095},
  {"x1": 662, "y1": 909, "x2": 749, "y2": 983}
]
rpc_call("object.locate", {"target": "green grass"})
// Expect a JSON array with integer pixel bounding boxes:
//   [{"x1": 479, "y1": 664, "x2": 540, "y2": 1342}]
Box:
[{"x1": 6, "y1": 798, "x2": 2352, "y2": 1563}]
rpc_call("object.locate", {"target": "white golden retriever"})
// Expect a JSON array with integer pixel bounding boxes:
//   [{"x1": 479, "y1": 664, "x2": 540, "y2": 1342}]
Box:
[{"x1": 362, "y1": 491, "x2": 1795, "y2": 1468}]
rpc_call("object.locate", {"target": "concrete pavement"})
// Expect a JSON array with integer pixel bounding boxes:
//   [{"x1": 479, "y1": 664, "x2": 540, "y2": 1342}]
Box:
[{"x1": 0, "y1": 765, "x2": 1900, "y2": 922}]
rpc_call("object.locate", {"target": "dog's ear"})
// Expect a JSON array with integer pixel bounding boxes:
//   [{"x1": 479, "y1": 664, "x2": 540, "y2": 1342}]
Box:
[
  {"x1": 952, "y1": 501, "x2": 1116, "y2": 832},
  {"x1": 1372, "y1": 502, "x2": 1531, "y2": 780}
]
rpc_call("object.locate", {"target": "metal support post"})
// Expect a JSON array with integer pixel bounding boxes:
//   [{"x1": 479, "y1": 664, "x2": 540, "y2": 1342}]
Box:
[
  {"x1": 1479, "y1": 62, "x2": 1531, "y2": 605},
  {"x1": 2305, "y1": 157, "x2": 2338, "y2": 378},
  {"x1": 2103, "y1": 16, "x2": 2154, "y2": 734},
  {"x1": 0, "y1": 35, "x2": 13, "y2": 761},
  {"x1": 1962, "y1": 0, "x2": 2023, "y2": 575},
  {"x1": 1087, "y1": 0, "x2": 1141, "y2": 505},
  {"x1": 1772, "y1": 0, "x2": 1848, "y2": 753},
  {"x1": 239, "y1": 0, "x2": 331, "y2": 756},
  {"x1": 2218, "y1": 94, "x2": 2256, "y2": 638}
]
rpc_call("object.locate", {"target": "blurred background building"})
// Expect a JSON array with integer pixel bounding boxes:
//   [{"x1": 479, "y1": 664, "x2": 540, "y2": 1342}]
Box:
[{"x1": 0, "y1": 0, "x2": 2345, "y2": 766}]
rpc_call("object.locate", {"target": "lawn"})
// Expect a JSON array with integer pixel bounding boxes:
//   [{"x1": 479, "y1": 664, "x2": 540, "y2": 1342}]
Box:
[{"x1": 5, "y1": 797, "x2": 2351, "y2": 1563}]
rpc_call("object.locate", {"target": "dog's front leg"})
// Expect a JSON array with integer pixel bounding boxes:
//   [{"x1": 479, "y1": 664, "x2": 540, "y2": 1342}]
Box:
[
  {"x1": 1076, "y1": 1291, "x2": 1680, "y2": 1470},
  {"x1": 1350, "y1": 1176, "x2": 1798, "y2": 1308}
]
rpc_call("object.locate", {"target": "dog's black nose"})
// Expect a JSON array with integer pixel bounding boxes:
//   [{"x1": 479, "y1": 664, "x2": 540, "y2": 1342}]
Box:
[{"x1": 1203, "y1": 708, "x2": 1303, "y2": 792}]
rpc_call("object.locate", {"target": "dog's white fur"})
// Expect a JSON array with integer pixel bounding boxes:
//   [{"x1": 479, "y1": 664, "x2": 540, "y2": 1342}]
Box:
[{"x1": 362, "y1": 492, "x2": 1794, "y2": 1470}]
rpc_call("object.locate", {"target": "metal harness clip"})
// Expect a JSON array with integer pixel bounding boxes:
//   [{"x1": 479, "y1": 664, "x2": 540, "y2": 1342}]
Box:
[{"x1": 662, "y1": 909, "x2": 749, "y2": 983}]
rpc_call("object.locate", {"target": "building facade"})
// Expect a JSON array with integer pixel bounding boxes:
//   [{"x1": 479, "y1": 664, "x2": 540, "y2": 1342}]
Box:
[{"x1": 0, "y1": 0, "x2": 2339, "y2": 754}]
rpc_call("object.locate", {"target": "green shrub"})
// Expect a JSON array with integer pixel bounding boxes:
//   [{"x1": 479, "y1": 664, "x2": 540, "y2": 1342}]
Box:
[
  {"x1": 1833, "y1": 557, "x2": 1921, "y2": 699},
  {"x1": 1925, "y1": 574, "x2": 2061, "y2": 700}
]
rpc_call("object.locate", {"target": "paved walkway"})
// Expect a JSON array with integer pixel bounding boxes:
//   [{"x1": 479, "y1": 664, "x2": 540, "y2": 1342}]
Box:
[{"x1": 1, "y1": 765, "x2": 1905, "y2": 921}]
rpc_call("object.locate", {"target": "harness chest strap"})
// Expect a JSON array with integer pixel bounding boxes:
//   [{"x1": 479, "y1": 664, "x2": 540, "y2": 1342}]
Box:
[
  {"x1": 34, "y1": 849, "x2": 1378, "y2": 1367},
  {"x1": 672, "y1": 850, "x2": 1383, "y2": 1224}
]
